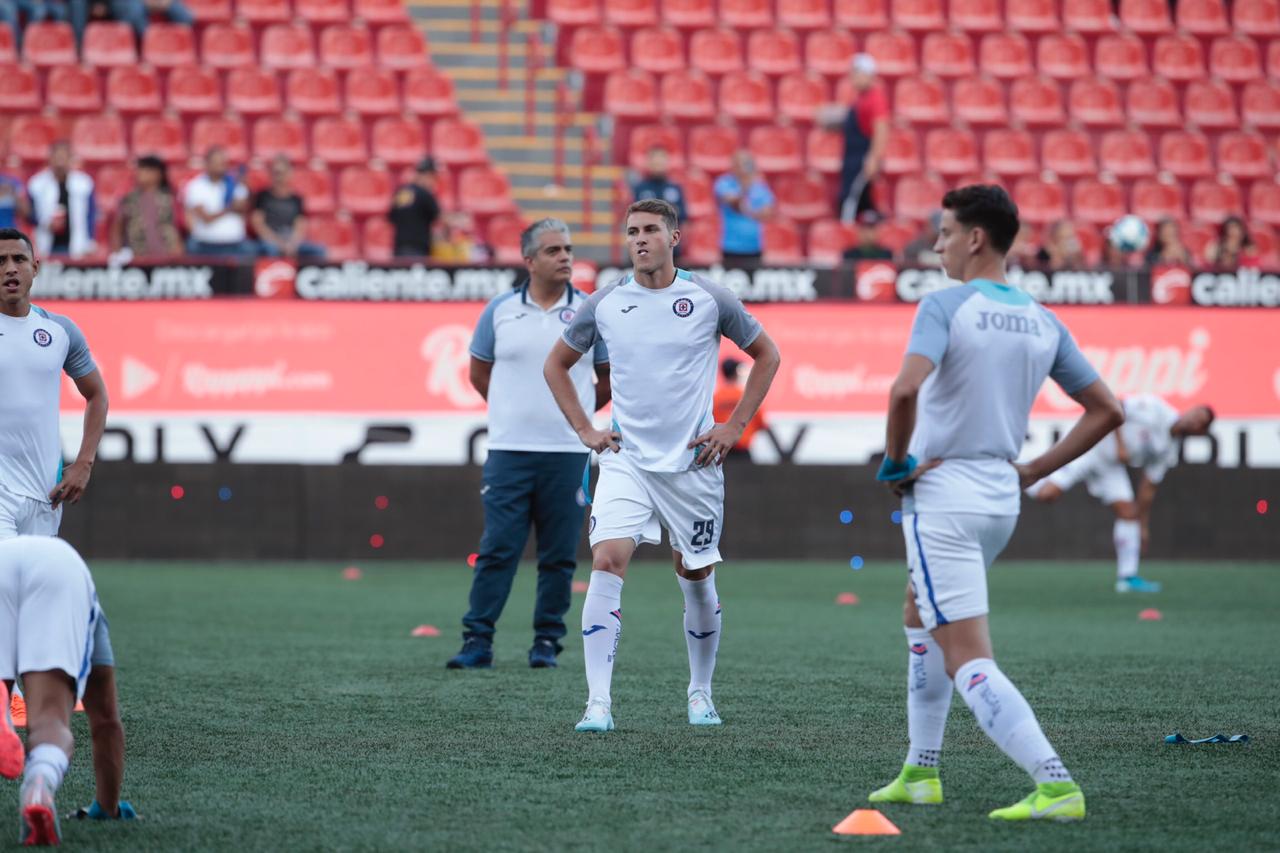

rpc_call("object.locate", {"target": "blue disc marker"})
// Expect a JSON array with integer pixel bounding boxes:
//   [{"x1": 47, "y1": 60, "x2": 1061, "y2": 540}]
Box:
[
  {"x1": 850, "y1": 556, "x2": 864, "y2": 570},
  {"x1": 839, "y1": 509, "x2": 853, "y2": 524},
  {"x1": 891, "y1": 510, "x2": 903, "y2": 524},
  {"x1": 218, "y1": 486, "x2": 233, "y2": 502}
]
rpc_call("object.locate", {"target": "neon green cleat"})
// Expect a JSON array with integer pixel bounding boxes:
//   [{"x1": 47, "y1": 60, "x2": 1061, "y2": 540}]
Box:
[
  {"x1": 989, "y1": 782, "x2": 1086, "y2": 822},
  {"x1": 868, "y1": 765, "x2": 943, "y2": 805}
]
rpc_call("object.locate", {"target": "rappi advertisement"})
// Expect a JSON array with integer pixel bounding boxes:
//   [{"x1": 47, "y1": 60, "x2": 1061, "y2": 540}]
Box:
[{"x1": 55, "y1": 302, "x2": 1280, "y2": 466}]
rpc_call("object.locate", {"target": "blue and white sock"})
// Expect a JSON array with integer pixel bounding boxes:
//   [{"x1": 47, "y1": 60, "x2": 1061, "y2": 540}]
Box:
[
  {"x1": 678, "y1": 571, "x2": 721, "y2": 698},
  {"x1": 1115, "y1": 519, "x2": 1141, "y2": 580},
  {"x1": 23, "y1": 744, "x2": 68, "y2": 793},
  {"x1": 954, "y1": 658, "x2": 1072, "y2": 784},
  {"x1": 905, "y1": 627, "x2": 950, "y2": 768},
  {"x1": 581, "y1": 571, "x2": 624, "y2": 706}
]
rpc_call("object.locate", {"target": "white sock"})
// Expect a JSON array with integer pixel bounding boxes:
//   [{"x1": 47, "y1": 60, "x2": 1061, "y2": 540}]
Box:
[
  {"x1": 581, "y1": 571, "x2": 624, "y2": 706},
  {"x1": 23, "y1": 743, "x2": 69, "y2": 792},
  {"x1": 678, "y1": 571, "x2": 721, "y2": 698},
  {"x1": 954, "y1": 658, "x2": 1072, "y2": 784},
  {"x1": 1114, "y1": 519, "x2": 1141, "y2": 580},
  {"x1": 905, "y1": 627, "x2": 950, "y2": 768}
]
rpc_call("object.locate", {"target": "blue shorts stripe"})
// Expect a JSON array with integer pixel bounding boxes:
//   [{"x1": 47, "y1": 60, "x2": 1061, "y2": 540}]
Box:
[{"x1": 912, "y1": 514, "x2": 948, "y2": 626}]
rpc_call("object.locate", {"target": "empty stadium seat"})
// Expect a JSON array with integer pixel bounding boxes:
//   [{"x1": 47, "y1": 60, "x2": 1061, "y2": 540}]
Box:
[
  {"x1": 1126, "y1": 76, "x2": 1180, "y2": 128},
  {"x1": 604, "y1": 0, "x2": 659, "y2": 26},
  {"x1": 311, "y1": 116, "x2": 368, "y2": 165},
  {"x1": 290, "y1": 166, "x2": 335, "y2": 215},
  {"x1": 1234, "y1": 0, "x2": 1280, "y2": 35},
  {"x1": 689, "y1": 27, "x2": 743, "y2": 74},
  {"x1": 1215, "y1": 131, "x2": 1271, "y2": 180},
  {"x1": 952, "y1": 76, "x2": 1006, "y2": 124},
  {"x1": 403, "y1": 67, "x2": 457, "y2": 116},
  {"x1": 142, "y1": 23, "x2": 197, "y2": 68},
  {"x1": 10, "y1": 116, "x2": 63, "y2": 162},
  {"x1": 680, "y1": 219, "x2": 723, "y2": 264},
  {"x1": 808, "y1": 219, "x2": 853, "y2": 265},
  {"x1": 91, "y1": 163, "x2": 133, "y2": 215},
  {"x1": 47, "y1": 66, "x2": 102, "y2": 113},
  {"x1": 882, "y1": 125, "x2": 921, "y2": 174},
  {"x1": 950, "y1": 0, "x2": 1002, "y2": 31},
  {"x1": 431, "y1": 117, "x2": 487, "y2": 165},
  {"x1": 131, "y1": 115, "x2": 186, "y2": 161},
  {"x1": 0, "y1": 26, "x2": 14, "y2": 64},
  {"x1": 805, "y1": 30, "x2": 856, "y2": 77},
  {"x1": 1094, "y1": 33, "x2": 1148, "y2": 81},
  {"x1": 605, "y1": 69, "x2": 660, "y2": 118},
  {"x1": 1248, "y1": 179, "x2": 1280, "y2": 225},
  {"x1": 321, "y1": 25, "x2": 375, "y2": 70},
  {"x1": 346, "y1": 68, "x2": 401, "y2": 116},
  {"x1": 227, "y1": 67, "x2": 282, "y2": 115},
  {"x1": 630, "y1": 27, "x2": 685, "y2": 74},
  {"x1": 1013, "y1": 177, "x2": 1067, "y2": 225},
  {"x1": 921, "y1": 31, "x2": 975, "y2": 78},
  {"x1": 83, "y1": 22, "x2": 136, "y2": 66},
  {"x1": 360, "y1": 216, "x2": 394, "y2": 261},
  {"x1": 747, "y1": 29, "x2": 801, "y2": 76},
  {"x1": 549, "y1": 0, "x2": 601, "y2": 25},
  {"x1": 1269, "y1": 40, "x2": 1280, "y2": 77},
  {"x1": 0, "y1": 64, "x2": 40, "y2": 112},
  {"x1": 1152, "y1": 34, "x2": 1204, "y2": 82},
  {"x1": 485, "y1": 214, "x2": 526, "y2": 264},
  {"x1": 1185, "y1": 79, "x2": 1239, "y2": 129},
  {"x1": 1006, "y1": 0, "x2": 1058, "y2": 32},
  {"x1": 71, "y1": 115, "x2": 126, "y2": 164},
  {"x1": 201, "y1": 23, "x2": 255, "y2": 69},
  {"x1": 572, "y1": 25, "x2": 627, "y2": 74},
  {"x1": 1178, "y1": 0, "x2": 1230, "y2": 32},
  {"x1": 1159, "y1": 131, "x2": 1213, "y2": 178},
  {"x1": 1209, "y1": 35, "x2": 1262, "y2": 83},
  {"x1": 893, "y1": 0, "x2": 946, "y2": 31},
  {"x1": 1120, "y1": 0, "x2": 1173, "y2": 32},
  {"x1": 895, "y1": 75, "x2": 949, "y2": 124},
  {"x1": 286, "y1": 68, "x2": 342, "y2": 116},
  {"x1": 1010, "y1": 76, "x2": 1065, "y2": 125},
  {"x1": 105, "y1": 66, "x2": 162, "y2": 114},
  {"x1": 376, "y1": 24, "x2": 428, "y2": 70},
  {"x1": 661, "y1": 0, "x2": 714, "y2": 28},
  {"x1": 1069, "y1": 77, "x2": 1124, "y2": 127},
  {"x1": 1190, "y1": 178, "x2": 1243, "y2": 224},
  {"x1": 1099, "y1": 129, "x2": 1156, "y2": 177},
  {"x1": 719, "y1": 0, "x2": 772, "y2": 28},
  {"x1": 923, "y1": 127, "x2": 978, "y2": 175},
  {"x1": 1071, "y1": 178, "x2": 1125, "y2": 225},
  {"x1": 1042, "y1": 128, "x2": 1097, "y2": 177},
  {"x1": 806, "y1": 127, "x2": 843, "y2": 173},
  {"x1": 778, "y1": 0, "x2": 831, "y2": 28},
  {"x1": 22, "y1": 22, "x2": 75, "y2": 67},
  {"x1": 337, "y1": 166, "x2": 394, "y2": 215},
  {"x1": 191, "y1": 116, "x2": 247, "y2": 161},
  {"x1": 1241, "y1": 80, "x2": 1280, "y2": 128},
  {"x1": 773, "y1": 173, "x2": 829, "y2": 221},
  {"x1": 894, "y1": 174, "x2": 946, "y2": 220},
  {"x1": 308, "y1": 216, "x2": 359, "y2": 260},
  {"x1": 834, "y1": 0, "x2": 888, "y2": 30},
  {"x1": 295, "y1": 0, "x2": 350, "y2": 22},
  {"x1": 659, "y1": 70, "x2": 714, "y2": 120},
  {"x1": 186, "y1": 0, "x2": 233, "y2": 20},
  {"x1": 678, "y1": 168, "x2": 714, "y2": 217},
  {"x1": 1131, "y1": 178, "x2": 1185, "y2": 221},
  {"x1": 978, "y1": 32, "x2": 1032, "y2": 79},
  {"x1": 1037, "y1": 33, "x2": 1089, "y2": 81},
  {"x1": 719, "y1": 70, "x2": 773, "y2": 120},
  {"x1": 689, "y1": 123, "x2": 739, "y2": 172},
  {"x1": 777, "y1": 71, "x2": 828, "y2": 123},
  {"x1": 371, "y1": 116, "x2": 425, "y2": 167},
  {"x1": 238, "y1": 0, "x2": 290, "y2": 22},
  {"x1": 762, "y1": 218, "x2": 806, "y2": 264},
  {"x1": 252, "y1": 116, "x2": 307, "y2": 161},
  {"x1": 748, "y1": 125, "x2": 804, "y2": 173},
  {"x1": 863, "y1": 30, "x2": 917, "y2": 77},
  {"x1": 628, "y1": 123, "x2": 685, "y2": 168},
  {"x1": 1062, "y1": 0, "x2": 1113, "y2": 31},
  {"x1": 353, "y1": 0, "x2": 409, "y2": 22},
  {"x1": 458, "y1": 165, "x2": 516, "y2": 215},
  {"x1": 983, "y1": 128, "x2": 1037, "y2": 176}
]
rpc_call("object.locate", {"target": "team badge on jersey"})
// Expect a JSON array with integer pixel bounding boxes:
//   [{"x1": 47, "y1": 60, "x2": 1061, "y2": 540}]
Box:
[
  {"x1": 32, "y1": 328, "x2": 52, "y2": 347},
  {"x1": 672, "y1": 297, "x2": 695, "y2": 317},
  {"x1": 559, "y1": 307, "x2": 576, "y2": 324}
]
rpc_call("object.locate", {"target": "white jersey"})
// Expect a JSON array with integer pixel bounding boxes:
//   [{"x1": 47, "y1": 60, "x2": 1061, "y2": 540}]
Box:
[
  {"x1": 905, "y1": 280, "x2": 1099, "y2": 515},
  {"x1": 563, "y1": 269, "x2": 762, "y2": 472},
  {"x1": 0, "y1": 306, "x2": 97, "y2": 504},
  {"x1": 470, "y1": 284, "x2": 607, "y2": 453},
  {"x1": 1108, "y1": 395, "x2": 1180, "y2": 483}
]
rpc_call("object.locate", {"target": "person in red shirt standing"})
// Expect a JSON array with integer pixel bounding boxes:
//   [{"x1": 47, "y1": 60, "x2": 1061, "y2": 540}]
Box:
[
  {"x1": 824, "y1": 54, "x2": 890, "y2": 224},
  {"x1": 713, "y1": 358, "x2": 767, "y2": 459}
]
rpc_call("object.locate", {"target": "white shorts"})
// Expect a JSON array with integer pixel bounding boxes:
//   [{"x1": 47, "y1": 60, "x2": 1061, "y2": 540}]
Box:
[
  {"x1": 1043, "y1": 451, "x2": 1134, "y2": 506},
  {"x1": 0, "y1": 485, "x2": 63, "y2": 540},
  {"x1": 588, "y1": 451, "x2": 725, "y2": 570},
  {"x1": 0, "y1": 537, "x2": 99, "y2": 699},
  {"x1": 904, "y1": 512, "x2": 1017, "y2": 631}
]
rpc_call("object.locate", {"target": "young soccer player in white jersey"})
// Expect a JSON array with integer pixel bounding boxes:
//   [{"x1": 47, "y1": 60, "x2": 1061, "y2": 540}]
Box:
[
  {"x1": 544, "y1": 199, "x2": 781, "y2": 732},
  {"x1": 1, "y1": 536, "x2": 101, "y2": 846},
  {"x1": 870, "y1": 186, "x2": 1124, "y2": 821},
  {"x1": 1027, "y1": 395, "x2": 1215, "y2": 592}
]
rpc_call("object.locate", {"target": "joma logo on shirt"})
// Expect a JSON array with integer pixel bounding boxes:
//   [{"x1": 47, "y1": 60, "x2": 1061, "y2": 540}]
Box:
[{"x1": 976, "y1": 311, "x2": 1039, "y2": 336}]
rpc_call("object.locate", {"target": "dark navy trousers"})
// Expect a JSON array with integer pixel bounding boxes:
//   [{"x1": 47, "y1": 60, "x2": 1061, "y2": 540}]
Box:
[{"x1": 462, "y1": 450, "x2": 588, "y2": 649}]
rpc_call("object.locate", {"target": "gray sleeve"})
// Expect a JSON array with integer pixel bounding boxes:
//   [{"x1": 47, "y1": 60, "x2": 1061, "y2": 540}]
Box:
[
  {"x1": 563, "y1": 290, "x2": 606, "y2": 354},
  {"x1": 51, "y1": 313, "x2": 97, "y2": 379},
  {"x1": 592, "y1": 337, "x2": 610, "y2": 365},
  {"x1": 1047, "y1": 311, "x2": 1100, "y2": 395},
  {"x1": 468, "y1": 297, "x2": 499, "y2": 362},
  {"x1": 905, "y1": 285, "x2": 974, "y2": 366},
  {"x1": 700, "y1": 280, "x2": 762, "y2": 349}
]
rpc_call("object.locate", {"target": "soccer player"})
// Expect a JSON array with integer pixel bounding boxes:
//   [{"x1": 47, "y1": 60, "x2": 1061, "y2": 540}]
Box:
[
  {"x1": 544, "y1": 199, "x2": 781, "y2": 732},
  {"x1": 446, "y1": 219, "x2": 610, "y2": 670},
  {"x1": 1026, "y1": 395, "x2": 1215, "y2": 592},
  {"x1": 870, "y1": 186, "x2": 1123, "y2": 821},
  {"x1": 1, "y1": 536, "x2": 102, "y2": 845}
]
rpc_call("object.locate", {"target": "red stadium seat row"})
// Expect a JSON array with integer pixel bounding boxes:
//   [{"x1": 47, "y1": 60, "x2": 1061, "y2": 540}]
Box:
[{"x1": 184, "y1": 0, "x2": 408, "y2": 24}]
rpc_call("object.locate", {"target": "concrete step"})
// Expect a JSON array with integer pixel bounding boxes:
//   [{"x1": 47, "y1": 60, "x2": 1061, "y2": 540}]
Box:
[
  {"x1": 445, "y1": 65, "x2": 567, "y2": 81},
  {"x1": 503, "y1": 161, "x2": 622, "y2": 179}
]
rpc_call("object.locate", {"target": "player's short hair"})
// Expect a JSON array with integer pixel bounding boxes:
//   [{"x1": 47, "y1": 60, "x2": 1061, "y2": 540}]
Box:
[
  {"x1": 1199, "y1": 404, "x2": 1216, "y2": 424},
  {"x1": 625, "y1": 198, "x2": 678, "y2": 234},
  {"x1": 0, "y1": 228, "x2": 35, "y2": 256},
  {"x1": 941, "y1": 184, "x2": 1020, "y2": 254},
  {"x1": 520, "y1": 218, "x2": 571, "y2": 260}
]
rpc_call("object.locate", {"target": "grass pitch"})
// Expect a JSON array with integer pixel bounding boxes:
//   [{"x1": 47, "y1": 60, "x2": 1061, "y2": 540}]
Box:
[{"x1": 12, "y1": 558, "x2": 1278, "y2": 851}]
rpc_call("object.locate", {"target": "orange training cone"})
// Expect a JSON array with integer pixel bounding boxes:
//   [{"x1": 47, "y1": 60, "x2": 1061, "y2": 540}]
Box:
[
  {"x1": 833, "y1": 809, "x2": 902, "y2": 836},
  {"x1": 10, "y1": 693, "x2": 26, "y2": 728},
  {"x1": 74, "y1": 701, "x2": 85, "y2": 713}
]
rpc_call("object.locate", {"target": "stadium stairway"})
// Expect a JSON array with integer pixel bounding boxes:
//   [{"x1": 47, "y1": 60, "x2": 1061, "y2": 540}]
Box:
[{"x1": 409, "y1": 0, "x2": 622, "y2": 261}]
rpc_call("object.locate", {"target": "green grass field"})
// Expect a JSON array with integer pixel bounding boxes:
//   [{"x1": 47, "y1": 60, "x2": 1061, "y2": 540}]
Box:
[{"x1": 11, "y1": 559, "x2": 1279, "y2": 852}]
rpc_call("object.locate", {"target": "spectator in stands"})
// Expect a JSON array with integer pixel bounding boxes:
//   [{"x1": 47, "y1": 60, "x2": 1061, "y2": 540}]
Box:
[
  {"x1": 1036, "y1": 219, "x2": 1085, "y2": 270},
  {"x1": 432, "y1": 211, "x2": 489, "y2": 264},
  {"x1": 632, "y1": 146, "x2": 687, "y2": 225},
  {"x1": 0, "y1": 168, "x2": 29, "y2": 230},
  {"x1": 1145, "y1": 218, "x2": 1193, "y2": 267},
  {"x1": 903, "y1": 210, "x2": 942, "y2": 266},
  {"x1": 389, "y1": 156, "x2": 442, "y2": 259},
  {"x1": 183, "y1": 145, "x2": 251, "y2": 257},
  {"x1": 714, "y1": 151, "x2": 774, "y2": 266},
  {"x1": 251, "y1": 155, "x2": 324, "y2": 260},
  {"x1": 111, "y1": 154, "x2": 181, "y2": 258},
  {"x1": 842, "y1": 209, "x2": 893, "y2": 261},
  {"x1": 110, "y1": 0, "x2": 194, "y2": 42},
  {"x1": 27, "y1": 139, "x2": 97, "y2": 259},
  {"x1": 1205, "y1": 216, "x2": 1261, "y2": 271},
  {"x1": 713, "y1": 358, "x2": 767, "y2": 460},
  {"x1": 822, "y1": 53, "x2": 888, "y2": 223}
]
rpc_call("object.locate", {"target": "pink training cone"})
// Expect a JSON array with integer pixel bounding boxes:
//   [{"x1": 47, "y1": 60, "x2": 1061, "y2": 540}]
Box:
[
  {"x1": 833, "y1": 809, "x2": 901, "y2": 836},
  {"x1": 342, "y1": 566, "x2": 363, "y2": 580},
  {"x1": 1139, "y1": 608, "x2": 1163, "y2": 621},
  {"x1": 411, "y1": 625, "x2": 442, "y2": 637},
  {"x1": 836, "y1": 592, "x2": 859, "y2": 605}
]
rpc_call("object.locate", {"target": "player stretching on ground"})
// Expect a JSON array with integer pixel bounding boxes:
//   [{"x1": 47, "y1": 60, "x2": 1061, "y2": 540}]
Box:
[
  {"x1": 544, "y1": 199, "x2": 780, "y2": 732},
  {"x1": 1026, "y1": 395, "x2": 1215, "y2": 592},
  {"x1": 1, "y1": 536, "x2": 102, "y2": 845},
  {"x1": 871, "y1": 186, "x2": 1123, "y2": 821}
]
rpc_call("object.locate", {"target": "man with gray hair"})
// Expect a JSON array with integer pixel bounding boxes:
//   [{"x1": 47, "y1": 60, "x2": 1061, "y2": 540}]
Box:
[{"x1": 447, "y1": 219, "x2": 612, "y2": 670}]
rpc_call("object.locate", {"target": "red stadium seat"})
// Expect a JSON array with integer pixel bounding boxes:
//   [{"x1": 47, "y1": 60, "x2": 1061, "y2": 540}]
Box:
[
  {"x1": 1234, "y1": 0, "x2": 1280, "y2": 35},
  {"x1": 295, "y1": 0, "x2": 349, "y2": 23},
  {"x1": 1269, "y1": 40, "x2": 1280, "y2": 77},
  {"x1": 921, "y1": 31, "x2": 975, "y2": 79},
  {"x1": 190, "y1": 116, "x2": 247, "y2": 161},
  {"x1": 808, "y1": 219, "x2": 853, "y2": 265},
  {"x1": 1010, "y1": 76, "x2": 1064, "y2": 125},
  {"x1": 805, "y1": 30, "x2": 856, "y2": 77},
  {"x1": 376, "y1": 25, "x2": 428, "y2": 70},
  {"x1": 806, "y1": 127, "x2": 843, "y2": 173},
  {"x1": 252, "y1": 116, "x2": 307, "y2": 162},
  {"x1": 0, "y1": 26, "x2": 15, "y2": 64},
  {"x1": 458, "y1": 165, "x2": 516, "y2": 215},
  {"x1": 689, "y1": 124, "x2": 739, "y2": 172},
  {"x1": 983, "y1": 128, "x2": 1037, "y2": 176},
  {"x1": 360, "y1": 216, "x2": 395, "y2": 261},
  {"x1": 371, "y1": 117, "x2": 425, "y2": 167},
  {"x1": 403, "y1": 67, "x2": 457, "y2": 116},
  {"x1": 605, "y1": 69, "x2": 659, "y2": 118},
  {"x1": 259, "y1": 24, "x2": 317, "y2": 71},
  {"x1": 1248, "y1": 179, "x2": 1280, "y2": 226},
  {"x1": 71, "y1": 116, "x2": 126, "y2": 164},
  {"x1": 311, "y1": 116, "x2": 368, "y2": 165},
  {"x1": 320, "y1": 25, "x2": 373, "y2": 71},
  {"x1": 924, "y1": 127, "x2": 978, "y2": 175},
  {"x1": 680, "y1": 219, "x2": 722, "y2": 264},
  {"x1": 168, "y1": 65, "x2": 224, "y2": 114},
  {"x1": 1071, "y1": 178, "x2": 1124, "y2": 225},
  {"x1": 1041, "y1": 128, "x2": 1096, "y2": 177},
  {"x1": 719, "y1": 70, "x2": 773, "y2": 120},
  {"x1": 0, "y1": 65, "x2": 41, "y2": 112},
  {"x1": 762, "y1": 218, "x2": 805, "y2": 264},
  {"x1": 201, "y1": 23, "x2": 254, "y2": 69},
  {"x1": 308, "y1": 216, "x2": 359, "y2": 260},
  {"x1": 953, "y1": 76, "x2": 1006, "y2": 125},
  {"x1": 1062, "y1": 0, "x2": 1113, "y2": 31},
  {"x1": 1094, "y1": 33, "x2": 1148, "y2": 81},
  {"x1": 675, "y1": 168, "x2": 714, "y2": 217},
  {"x1": 1068, "y1": 77, "x2": 1124, "y2": 127},
  {"x1": 748, "y1": 125, "x2": 803, "y2": 174},
  {"x1": 1189, "y1": 178, "x2": 1243, "y2": 224},
  {"x1": 287, "y1": 166, "x2": 334, "y2": 216},
  {"x1": 1159, "y1": 131, "x2": 1213, "y2": 178},
  {"x1": 22, "y1": 22, "x2": 76, "y2": 67},
  {"x1": 1185, "y1": 79, "x2": 1238, "y2": 129},
  {"x1": 834, "y1": 0, "x2": 887, "y2": 30},
  {"x1": 92, "y1": 164, "x2": 133, "y2": 215},
  {"x1": 894, "y1": 75, "x2": 949, "y2": 124},
  {"x1": 778, "y1": 0, "x2": 831, "y2": 28},
  {"x1": 628, "y1": 124, "x2": 685, "y2": 168},
  {"x1": 1209, "y1": 36, "x2": 1262, "y2": 83},
  {"x1": 605, "y1": 0, "x2": 659, "y2": 25},
  {"x1": 950, "y1": 0, "x2": 1002, "y2": 31},
  {"x1": 430, "y1": 117, "x2": 487, "y2": 165},
  {"x1": 1119, "y1": 0, "x2": 1173, "y2": 32},
  {"x1": 227, "y1": 67, "x2": 282, "y2": 115},
  {"x1": 1152, "y1": 34, "x2": 1204, "y2": 82},
  {"x1": 882, "y1": 125, "x2": 921, "y2": 175},
  {"x1": 660, "y1": 70, "x2": 714, "y2": 120},
  {"x1": 1006, "y1": 0, "x2": 1058, "y2": 32},
  {"x1": 10, "y1": 116, "x2": 63, "y2": 162},
  {"x1": 1126, "y1": 77, "x2": 1181, "y2": 128},
  {"x1": 142, "y1": 24, "x2": 196, "y2": 68},
  {"x1": 287, "y1": 68, "x2": 342, "y2": 116},
  {"x1": 689, "y1": 27, "x2": 743, "y2": 75},
  {"x1": 1180, "y1": 221, "x2": 1216, "y2": 262},
  {"x1": 185, "y1": 0, "x2": 233, "y2": 20},
  {"x1": 106, "y1": 66, "x2": 162, "y2": 114},
  {"x1": 1131, "y1": 178, "x2": 1185, "y2": 221},
  {"x1": 978, "y1": 32, "x2": 1032, "y2": 80},
  {"x1": 485, "y1": 214, "x2": 526, "y2": 265},
  {"x1": 719, "y1": 0, "x2": 772, "y2": 28},
  {"x1": 661, "y1": 0, "x2": 714, "y2": 28},
  {"x1": 747, "y1": 29, "x2": 801, "y2": 76},
  {"x1": 1251, "y1": 225, "x2": 1279, "y2": 267},
  {"x1": 1037, "y1": 33, "x2": 1089, "y2": 81},
  {"x1": 777, "y1": 71, "x2": 829, "y2": 123},
  {"x1": 549, "y1": 0, "x2": 600, "y2": 25},
  {"x1": 353, "y1": 0, "x2": 409, "y2": 22},
  {"x1": 1178, "y1": 0, "x2": 1230, "y2": 33},
  {"x1": 1241, "y1": 81, "x2": 1280, "y2": 129},
  {"x1": 1013, "y1": 177, "x2": 1067, "y2": 225},
  {"x1": 773, "y1": 173, "x2": 829, "y2": 222},
  {"x1": 893, "y1": 0, "x2": 946, "y2": 31},
  {"x1": 83, "y1": 22, "x2": 136, "y2": 66},
  {"x1": 131, "y1": 115, "x2": 186, "y2": 161},
  {"x1": 631, "y1": 27, "x2": 685, "y2": 74},
  {"x1": 237, "y1": 0, "x2": 290, "y2": 23},
  {"x1": 877, "y1": 219, "x2": 916, "y2": 256},
  {"x1": 1216, "y1": 131, "x2": 1271, "y2": 180},
  {"x1": 1099, "y1": 129, "x2": 1156, "y2": 177},
  {"x1": 894, "y1": 173, "x2": 947, "y2": 220},
  {"x1": 571, "y1": 25, "x2": 627, "y2": 74},
  {"x1": 863, "y1": 30, "x2": 917, "y2": 77},
  {"x1": 338, "y1": 167, "x2": 394, "y2": 215},
  {"x1": 47, "y1": 66, "x2": 102, "y2": 113}
]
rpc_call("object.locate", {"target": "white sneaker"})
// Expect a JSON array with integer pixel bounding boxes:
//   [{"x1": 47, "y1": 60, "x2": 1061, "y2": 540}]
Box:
[
  {"x1": 687, "y1": 689, "x2": 722, "y2": 726},
  {"x1": 19, "y1": 772, "x2": 60, "y2": 846},
  {"x1": 575, "y1": 698, "x2": 615, "y2": 732}
]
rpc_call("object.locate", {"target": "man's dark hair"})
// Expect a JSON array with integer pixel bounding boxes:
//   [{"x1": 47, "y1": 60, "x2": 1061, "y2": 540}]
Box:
[
  {"x1": 941, "y1": 185, "x2": 1020, "y2": 254},
  {"x1": 0, "y1": 228, "x2": 35, "y2": 256},
  {"x1": 625, "y1": 198, "x2": 678, "y2": 233}
]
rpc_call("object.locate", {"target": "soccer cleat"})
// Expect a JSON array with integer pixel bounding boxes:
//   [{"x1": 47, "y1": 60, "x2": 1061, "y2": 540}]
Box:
[
  {"x1": 575, "y1": 698, "x2": 615, "y2": 733},
  {"x1": 528, "y1": 639, "x2": 559, "y2": 669},
  {"x1": 687, "y1": 689, "x2": 722, "y2": 726},
  {"x1": 868, "y1": 765, "x2": 943, "y2": 805},
  {"x1": 20, "y1": 773, "x2": 61, "y2": 846},
  {"x1": 445, "y1": 637, "x2": 493, "y2": 669},
  {"x1": 1116, "y1": 576, "x2": 1162, "y2": 593},
  {"x1": 989, "y1": 782, "x2": 1085, "y2": 822},
  {"x1": 0, "y1": 683, "x2": 23, "y2": 781}
]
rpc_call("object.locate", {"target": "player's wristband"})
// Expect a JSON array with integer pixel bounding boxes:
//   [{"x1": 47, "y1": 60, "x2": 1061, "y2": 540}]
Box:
[{"x1": 875, "y1": 454, "x2": 918, "y2": 482}]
